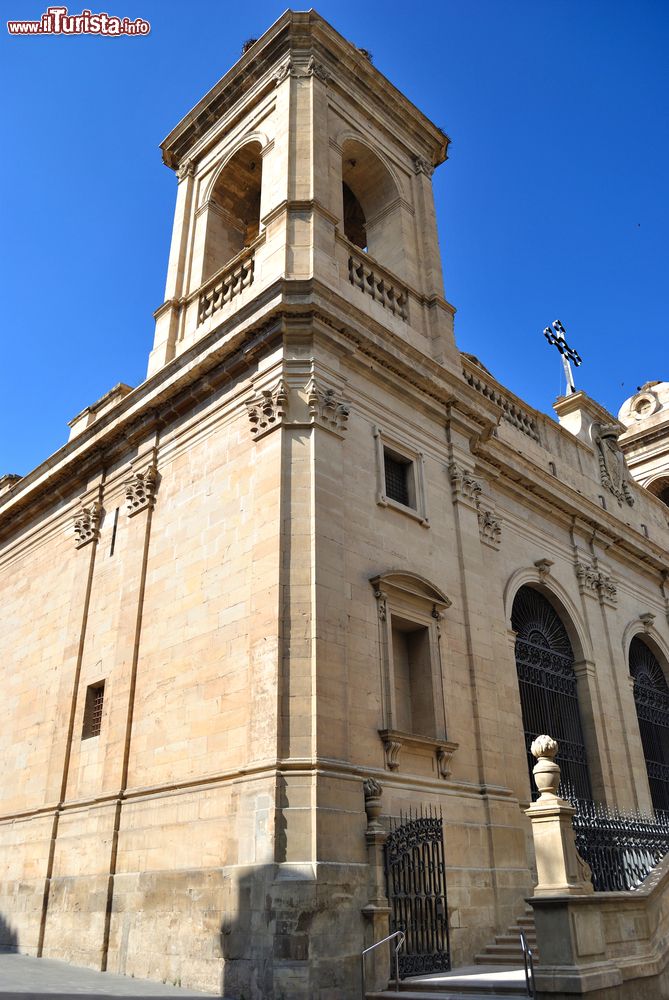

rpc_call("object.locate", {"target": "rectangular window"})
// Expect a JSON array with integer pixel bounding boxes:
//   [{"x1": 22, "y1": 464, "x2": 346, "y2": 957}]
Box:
[
  {"x1": 384, "y1": 449, "x2": 414, "y2": 508},
  {"x1": 82, "y1": 681, "x2": 105, "y2": 739}
]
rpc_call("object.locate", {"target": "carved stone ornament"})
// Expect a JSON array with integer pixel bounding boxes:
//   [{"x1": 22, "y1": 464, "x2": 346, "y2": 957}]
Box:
[
  {"x1": 274, "y1": 56, "x2": 330, "y2": 85},
  {"x1": 125, "y1": 466, "x2": 158, "y2": 517},
  {"x1": 413, "y1": 155, "x2": 434, "y2": 177},
  {"x1": 575, "y1": 561, "x2": 617, "y2": 604},
  {"x1": 363, "y1": 778, "x2": 384, "y2": 833},
  {"x1": 448, "y1": 461, "x2": 482, "y2": 504},
  {"x1": 639, "y1": 612, "x2": 656, "y2": 630},
  {"x1": 382, "y1": 737, "x2": 402, "y2": 771},
  {"x1": 593, "y1": 423, "x2": 634, "y2": 506},
  {"x1": 246, "y1": 380, "x2": 289, "y2": 438},
  {"x1": 176, "y1": 158, "x2": 195, "y2": 181},
  {"x1": 306, "y1": 378, "x2": 350, "y2": 435},
  {"x1": 373, "y1": 588, "x2": 388, "y2": 622},
  {"x1": 74, "y1": 501, "x2": 102, "y2": 548},
  {"x1": 478, "y1": 508, "x2": 502, "y2": 549},
  {"x1": 534, "y1": 558, "x2": 554, "y2": 580}
]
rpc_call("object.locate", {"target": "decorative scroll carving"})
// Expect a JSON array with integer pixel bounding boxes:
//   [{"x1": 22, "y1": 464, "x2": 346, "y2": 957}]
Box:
[
  {"x1": 413, "y1": 155, "x2": 434, "y2": 177},
  {"x1": 593, "y1": 423, "x2": 634, "y2": 506},
  {"x1": 125, "y1": 466, "x2": 158, "y2": 517},
  {"x1": 448, "y1": 461, "x2": 482, "y2": 504},
  {"x1": 306, "y1": 378, "x2": 350, "y2": 434},
  {"x1": 382, "y1": 736, "x2": 402, "y2": 771},
  {"x1": 306, "y1": 54, "x2": 330, "y2": 82},
  {"x1": 176, "y1": 158, "x2": 195, "y2": 181},
  {"x1": 246, "y1": 379, "x2": 289, "y2": 438},
  {"x1": 74, "y1": 502, "x2": 102, "y2": 548},
  {"x1": 436, "y1": 744, "x2": 457, "y2": 779},
  {"x1": 478, "y1": 508, "x2": 502, "y2": 548}
]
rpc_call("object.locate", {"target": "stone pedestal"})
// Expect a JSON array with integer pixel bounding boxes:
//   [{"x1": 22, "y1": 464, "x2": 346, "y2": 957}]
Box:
[{"x1": 361, "y1": 779, "x2": 391, "y2": 993}]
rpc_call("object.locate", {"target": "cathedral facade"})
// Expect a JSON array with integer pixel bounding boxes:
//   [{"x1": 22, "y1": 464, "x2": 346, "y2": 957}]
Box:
[{"x1": 1, "y1": 11, "x2": 668, "y2": 999}]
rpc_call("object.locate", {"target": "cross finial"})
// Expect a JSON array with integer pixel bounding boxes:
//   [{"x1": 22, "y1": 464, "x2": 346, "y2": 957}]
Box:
[{"x1": 543, "y1": 319, "x2": 582, "y2": 395}]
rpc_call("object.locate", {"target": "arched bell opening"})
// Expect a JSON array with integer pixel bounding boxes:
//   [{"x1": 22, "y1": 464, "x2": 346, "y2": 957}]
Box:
[
  {"x1": 511, "y1": 585, "x2": 593, "y2": 801},
  {"x1": 203, "y1": 141, "x2": 262, "y2": 281},
  {"x1": 629, "y1": 635, "x2": 669, "y2": 813},
  {"x1": 341, "y1": 139, "x2": 404, "y2": 276}
]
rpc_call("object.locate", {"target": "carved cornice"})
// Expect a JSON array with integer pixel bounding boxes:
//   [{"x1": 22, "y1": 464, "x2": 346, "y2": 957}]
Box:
[
  {"x1": 73, "y1": 501, "x2": 102, "y2": 548},
  {"x1": 125, "y1": 465, "x2": 158, "y2": 517}
]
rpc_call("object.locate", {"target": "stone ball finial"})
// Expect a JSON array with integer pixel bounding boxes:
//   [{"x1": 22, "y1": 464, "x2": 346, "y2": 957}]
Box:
[{"x1": 531, "y1": 735, "x2": 559, "y2": 760}]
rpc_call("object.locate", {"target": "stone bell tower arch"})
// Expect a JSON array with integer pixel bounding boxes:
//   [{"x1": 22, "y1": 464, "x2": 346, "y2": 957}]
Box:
[{"x1": 148, "y1": 10, "x2": 459, "y2": 377}]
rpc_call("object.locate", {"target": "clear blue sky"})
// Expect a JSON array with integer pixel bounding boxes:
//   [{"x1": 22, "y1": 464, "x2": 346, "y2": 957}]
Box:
[{"x1": 2, "y1": 0, "x2": 667, "y2": 475}]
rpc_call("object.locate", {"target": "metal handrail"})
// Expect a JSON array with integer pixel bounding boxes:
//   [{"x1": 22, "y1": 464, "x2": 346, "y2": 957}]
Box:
[
  {"x1": 520, "y1": 929, "x2": 536, "y2": 998},
  {"x1": 361, "y1": 930, "x2": 405, "y2": 998}
]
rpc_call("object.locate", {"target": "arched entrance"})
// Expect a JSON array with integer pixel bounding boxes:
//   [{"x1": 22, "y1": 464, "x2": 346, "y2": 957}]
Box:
[
  {"x1": 630, "y1": 636, "x2": 669, "y2": 812},
  {"x1": 512, "y1": 586, "x2": 593, "y2": 800}
]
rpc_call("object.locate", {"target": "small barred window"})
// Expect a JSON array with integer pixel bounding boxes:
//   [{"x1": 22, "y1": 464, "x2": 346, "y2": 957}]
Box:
[
  {"x1": 384, "y1": 450, "x2": 412, "y2": 508},
  {"x1": 82, "y1": 682, "x2": 105, "y2": 739}
]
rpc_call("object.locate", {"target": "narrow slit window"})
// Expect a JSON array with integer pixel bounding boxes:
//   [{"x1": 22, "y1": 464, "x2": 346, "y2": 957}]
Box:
[
  {"x1": 109, "y1": 508, "x2": 119, "y2": 556},
  {"x1": 82, "y1": 681, "x2": 105, "y2": 739}
]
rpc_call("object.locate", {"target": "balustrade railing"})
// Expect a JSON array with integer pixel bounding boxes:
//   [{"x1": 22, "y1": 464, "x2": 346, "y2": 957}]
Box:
[
  {"x1": 567, "y1": 793, "x2": 669, "y2": 891},
  {"x1": 197, "y1": 244, "x2": 256, "y2": 325},
  {"x1": 348, "y1": 249, "x2": 408, "y2": 321}
]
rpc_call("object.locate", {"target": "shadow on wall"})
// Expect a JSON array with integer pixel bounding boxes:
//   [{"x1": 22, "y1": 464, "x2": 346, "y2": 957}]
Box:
[
  {"x1": 219, "y1": 863, "x2": 277, "y2": 1000},
  {"x1": 0, "y1": 913, "x2": 18, "y2": 952}
]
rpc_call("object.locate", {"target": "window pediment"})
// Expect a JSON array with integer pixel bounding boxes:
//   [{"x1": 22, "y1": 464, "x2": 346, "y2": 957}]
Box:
[{"x1": 370, "y1": 571, "x2": 451, "y2": 612}]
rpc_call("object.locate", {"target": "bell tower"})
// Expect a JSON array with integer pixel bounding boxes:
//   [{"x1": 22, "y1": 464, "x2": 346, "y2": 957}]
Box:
[{"x1": 148, "y1": 10, "x2": 458, "y2": 377}]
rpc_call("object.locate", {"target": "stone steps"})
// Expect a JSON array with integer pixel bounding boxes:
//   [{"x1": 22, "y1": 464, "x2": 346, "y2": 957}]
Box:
[
  {"x1": 474, "y1": 908, "x2": 538, "y2": 966},
  {"x1": 366, "y1": 964, "x2": 530, "y2": 999}
]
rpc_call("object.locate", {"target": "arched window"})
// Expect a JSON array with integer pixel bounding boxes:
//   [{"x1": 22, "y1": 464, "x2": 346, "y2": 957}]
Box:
[
  {"x1": 511, "y1": 586, "x2": 593, "y2": 801},
  {"x1": 647, "y1": 476, "x2": 669, "y2": 509},
  {"x1": 629, "y1": 636, "x2": 669, "y2": 813},
  {"x1": 203, "y1": 141, "x2": 262, "y2": 281},
  {"x1": 341, "y1": 139, "x2": 403, "y2": 276}
]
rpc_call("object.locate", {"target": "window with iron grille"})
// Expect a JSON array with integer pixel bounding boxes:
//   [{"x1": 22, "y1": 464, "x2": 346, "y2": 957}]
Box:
[
  {"x1": 384, "y1": 449, "x2": 413, "y2": 508},
  {"x1": 82, "y1": 681, "x2": 105, "y2": 739}
]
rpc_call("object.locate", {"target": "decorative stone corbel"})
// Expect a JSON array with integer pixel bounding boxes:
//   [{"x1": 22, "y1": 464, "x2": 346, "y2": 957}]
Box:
[
  {"x1": 381, "y1": 735, "x2": 402, "y2": 771},
  {"x1": 74, "y1": 501, "x2": 102, "y2": 548},
  {"x1": 245, "y1": 379, "x2": 289, "y2": 439},
  {"x1": 534, "y1": 558, "x2": 554, "y2": 581},
  {"x1": 125, "y1": 465, "x2": 158, "y2": 517},
  {"x1": 478, "y1": 507, "x2": 502, "y2": 549},
  {"x1": 639, "y1": 612, "x2": 656, "y2": 631},
  {"x1": 373, "y1": 588, "x2": 388, "y2": 622}
]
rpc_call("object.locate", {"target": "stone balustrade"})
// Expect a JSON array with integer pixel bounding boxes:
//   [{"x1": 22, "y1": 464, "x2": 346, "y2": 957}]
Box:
[
  {"x1": 347, "y1": 247, "x2": 409, "y2": 321},
  {"x1": 197, "y1": 244, "x2": 256, "y2": 326}
]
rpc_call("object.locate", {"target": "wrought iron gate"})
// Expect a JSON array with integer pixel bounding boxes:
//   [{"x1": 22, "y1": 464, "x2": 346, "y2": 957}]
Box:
[
  {"x1": 384, "y1": 807, "x2": 450, "y2": 978},
  {"x1": 630, "y1": 636, "x2": 669, "y2": 813},
  {"x1": 512, "y1": 587, "x2": 593, "y2": 801}
]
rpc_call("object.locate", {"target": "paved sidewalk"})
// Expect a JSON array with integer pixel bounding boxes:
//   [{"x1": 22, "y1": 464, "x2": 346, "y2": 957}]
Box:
[{"x1": 0, "y1": 951, "x2": 215, "y2": 998}]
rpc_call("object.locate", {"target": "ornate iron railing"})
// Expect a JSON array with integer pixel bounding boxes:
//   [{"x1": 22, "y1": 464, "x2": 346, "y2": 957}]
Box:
[
  {"x1": 567, "y1": 795, "x2": 669, "y2": 892},
  {"x1": 348, "y1": 249, "x2": 408, "y2": 321},
  {"x1": 197, "y1": 244, "x2": 255, "y2": 325}
]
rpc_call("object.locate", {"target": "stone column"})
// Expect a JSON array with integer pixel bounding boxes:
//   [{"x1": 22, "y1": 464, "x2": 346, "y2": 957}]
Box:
[
  {"x1": 525, "y1": 736, "x2": 593, "y2": 896},
  {"x1": 361, "y1": 779, "x2": 391, "y2": 993}
]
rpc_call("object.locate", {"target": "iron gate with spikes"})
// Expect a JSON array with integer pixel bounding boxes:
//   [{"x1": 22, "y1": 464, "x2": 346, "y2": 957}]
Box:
[{"x1": 384, "y1": 806, "x2": 450, "y2": 978}]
